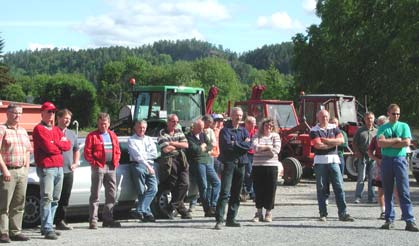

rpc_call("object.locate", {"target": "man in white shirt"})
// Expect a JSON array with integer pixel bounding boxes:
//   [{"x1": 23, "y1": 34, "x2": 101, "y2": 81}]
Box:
[{"x1": 128, "y1": 120, "x2": 158, "y2": 222}]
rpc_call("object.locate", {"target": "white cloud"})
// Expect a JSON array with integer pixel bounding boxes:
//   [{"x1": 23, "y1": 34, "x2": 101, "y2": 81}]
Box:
[
  {"x1": 302, "y1": 0, "x2": 317, "y2": 14},
  {"x1": 77, "y1": 0, "x2": 229, "y2": 48},
  {"x1": 257, "y1": 11, "x2": 303, "y2": 30}
]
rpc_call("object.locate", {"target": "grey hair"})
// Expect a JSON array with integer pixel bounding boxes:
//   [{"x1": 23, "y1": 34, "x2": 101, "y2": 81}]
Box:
[{"x1": 231, "y1": 107, "x2": 243, "y2": 115}]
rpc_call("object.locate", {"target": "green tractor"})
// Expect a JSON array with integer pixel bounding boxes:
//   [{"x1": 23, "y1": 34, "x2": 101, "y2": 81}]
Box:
[{"x1": 113, "y1": 85, "x2": 206, "y2": 136}]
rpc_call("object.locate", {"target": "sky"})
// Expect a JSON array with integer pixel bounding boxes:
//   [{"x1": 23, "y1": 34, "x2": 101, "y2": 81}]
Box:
[{"x1": 0, "y1": 0, "x2": 320, "y2": 54}]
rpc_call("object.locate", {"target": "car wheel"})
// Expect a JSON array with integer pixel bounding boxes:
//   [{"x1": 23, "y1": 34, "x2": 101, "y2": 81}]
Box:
[
  {"x1": 23, "y1": 186, "x2": 40, "y2": 228},
  {"x1": 151, "y1": 189, "x2": 172, "y2": 219}
]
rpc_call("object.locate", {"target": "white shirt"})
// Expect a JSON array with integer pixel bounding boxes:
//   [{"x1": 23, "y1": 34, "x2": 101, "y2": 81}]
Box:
[{"x1": 128, "y1": 134, "x2": 158, "y2": 165}]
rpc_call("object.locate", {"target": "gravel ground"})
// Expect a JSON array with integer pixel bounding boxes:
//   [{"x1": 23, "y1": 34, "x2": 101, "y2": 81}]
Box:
[{"x1": 18, "y1": 177, "x2": 419, "y2": 246}]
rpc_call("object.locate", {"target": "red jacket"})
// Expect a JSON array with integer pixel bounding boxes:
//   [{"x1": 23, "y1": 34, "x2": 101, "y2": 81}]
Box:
[
  {"x1": 33, "y1": 123, "x2": 71, "y2": 168},
  {"x1": 84, "y1": 130, "x2": 121, "y2": 168}
]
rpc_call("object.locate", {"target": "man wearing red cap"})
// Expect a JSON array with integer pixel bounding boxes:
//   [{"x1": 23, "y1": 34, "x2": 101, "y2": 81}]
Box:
[{"x1": 33, "y1": 102, "x2": 71, "y2": 240}]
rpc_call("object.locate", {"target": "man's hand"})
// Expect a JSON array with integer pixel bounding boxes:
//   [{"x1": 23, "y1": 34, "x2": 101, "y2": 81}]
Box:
[
  {"x1": 2, "y1": 169, "x2": 11, "y2": 182},
  {"x1": 147, "y1": 166, "x2": 155, "y2": 175},
  {"x1": 70, "y1": 163, "x2": 79, "y2": 171},
  {"x1": 200, "y1": 143, "x2": 207, "y2": 152}
]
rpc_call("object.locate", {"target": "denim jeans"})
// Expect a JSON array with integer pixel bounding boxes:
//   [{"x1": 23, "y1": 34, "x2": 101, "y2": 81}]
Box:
[
  {"x1": 314, "y1": 163, "x2": 347, "y2": 217},
  {"x1": 131, "y1": 163, "x2": 158, "y2": 216},
  {"x1": 355, "y1": 154, "x2": 375, "y2": 201},
  {"x1": 190, "y1": 161, "x2": 221, "y2": 211},
  {"x1": 381, "y1": 156, "x2": 415, "y2": 223},
  {"x1": 36, "y1": 167, "x2": 63, "y2": 233},
  {"x1": 215, "y1": 161, "x2": 245, "y2": 223},
  {"x1": 243, "y1": 154, "x2": 254, "y2": 197}
]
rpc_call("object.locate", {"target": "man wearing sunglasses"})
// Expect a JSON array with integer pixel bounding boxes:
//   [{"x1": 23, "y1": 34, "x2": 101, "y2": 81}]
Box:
[
  {"x1": 33, "y1": 102, "x2": 71, "y2": 240},
  {"x1": 377, "y1": 104, "x2": 418, "y2": 232}
]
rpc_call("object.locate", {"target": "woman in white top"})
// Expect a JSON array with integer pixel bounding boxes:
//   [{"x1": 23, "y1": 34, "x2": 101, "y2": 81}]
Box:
[{"x1": 251, "y1": 118, "x2": 282, "y2": 222}]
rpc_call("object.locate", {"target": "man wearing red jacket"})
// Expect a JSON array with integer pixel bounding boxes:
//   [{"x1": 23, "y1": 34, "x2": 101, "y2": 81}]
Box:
[
  {"x1": 84, "y1": 113, "x2": 121, "y2": 229},
  {"x1": 33, "y1": 102, "x2": 71, "y2": 240}
]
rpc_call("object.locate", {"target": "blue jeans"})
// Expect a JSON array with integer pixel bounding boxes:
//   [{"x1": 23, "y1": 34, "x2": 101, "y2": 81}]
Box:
[
  {"x1": 243, "y1": 154, "x2": 254, "y2": 197},
  {"x1": 131, "y1": 163, "x2": 158, "y2": 216},
  {"x1": 314, "y1": 163, "x2": 347, "y2": 217},
  {"x1": 190, "y1": 161, "x2": 221, "y2": 211},
  {"x1": 215, "y1": 161, "x2": 245, "y2": 223},
  {"x1": 36, "y1": 167, "x2": 63, "y2": 233},
  {"x1": 381, "y1": 156, "x2": 415, "y2": 223},
  {"x1": 355, "y1": 154, "x2": 375, "y2": 201}
]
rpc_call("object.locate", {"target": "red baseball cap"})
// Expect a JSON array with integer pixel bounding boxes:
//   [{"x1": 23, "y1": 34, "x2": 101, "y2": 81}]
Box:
[{"x1": 41, "y1": 101, "x2": 57, "y2": 111}]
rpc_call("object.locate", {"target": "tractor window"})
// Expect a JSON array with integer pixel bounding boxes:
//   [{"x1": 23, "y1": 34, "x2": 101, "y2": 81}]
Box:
[
  {"x1": 135, "y1": 92, "x2": 150, "y2": 120},
  {"x1": 150, "y1": 92, "x2": 163, "y2": 118},
  {"x1": 327, "y1": 101, "x2": 337, "y2": 120},
  {"x1": 167, "y1": 92, "x2": 203, "y2": 124},
  {"x1": 303, "y1": 101, "x2": 316, "y2": 126},
  {"x1": 267, "y1": 104, "x2": 298, "y2": 128},
  {"x1": 339, "y1": 99, "x2": 357, "y2": 124}
]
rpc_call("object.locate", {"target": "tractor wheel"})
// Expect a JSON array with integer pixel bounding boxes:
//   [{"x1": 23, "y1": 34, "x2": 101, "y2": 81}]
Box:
[
  {"x1": 150, "y1": 189, "x2": 172, "y2": 219},
  {"x1": 345, "y1": 155, "x2": 359, "y2": 181},
  {"x1": 23, "y1": 186, "x2": 41, "y2": 228},
  {"x1": 282, "y1": 157, "x2": 303, "y2": 186}
]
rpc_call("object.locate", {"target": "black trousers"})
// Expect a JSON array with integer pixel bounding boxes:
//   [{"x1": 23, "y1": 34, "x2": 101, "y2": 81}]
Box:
[
  {"x1": 54, "y1": 172, "x2": 74, "y2": 224},
  {"x1": 252, "y1": 166, "x2": 278, "y2": 210},
  {"x1": 160, "y1": 156, "x2": 189, "y2": 214}
]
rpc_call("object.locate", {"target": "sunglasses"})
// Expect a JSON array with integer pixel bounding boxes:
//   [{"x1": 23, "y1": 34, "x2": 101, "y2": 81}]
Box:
[
  {"x1": 47, "y1": 110, "x2": 56, "y2": 114},
  {"x1": 391, "y1": 113, "x2": 400, "y2": 116}
]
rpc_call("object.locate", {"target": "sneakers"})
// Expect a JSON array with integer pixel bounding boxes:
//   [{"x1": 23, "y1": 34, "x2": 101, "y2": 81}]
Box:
[
  {"x1": 405, "y1": 222, "x2": 419, "y2": 232},
  {"x1": 9, "y1": 234, "x2": 30, "y2": 241},
  {"x1": 102, "y1": 220, "x2": 121, "y2": 228},
  {"x1": 205, "y1": 207, "x2": 216, "y2": 217},
  {"x1": 89, "y1": 221, "x2": 98, "y2": 230},
  {"x1": 252, "y1": 212, "x2": 263, "y2": 222},
  {"x1": 354, "y1": 198, "x2": 361, "y2": 204},
  {"x1": 319, "y1": 216, "x2": 327, "y2": 222},
  {"x1": 226, "y1": 220, "x2": 241, "y2": 227},
  {"x1": 0, "y1": 234, "x2": 11, "y2": 243},
  {"x1": 339, "y1": 214, "x2": 355, "y2": 222},
  {"x1": 141, "y1": 214, "x2": 156, "y2": 223},
  {"x1": 180, "y1": 211, "x2": 192, "y2": 219},
  {"x1": 381, "y1": 221, "x2": 395, "y2": 230},
  {"x1": 265, "y1": 212, "x2": 272, "y2": 222},
  {"x1": 214, "y1": 222, "x2": 223, "y2": 230},
  {"x1": 44, "y1": 231, "x2": 58, "y2": 240},
  {"x1": 56, "y1": 220, "x2": 73, "y2": 230},
  {"x1": 379, "y1": 212, "x2": 386, "y2": 220}
]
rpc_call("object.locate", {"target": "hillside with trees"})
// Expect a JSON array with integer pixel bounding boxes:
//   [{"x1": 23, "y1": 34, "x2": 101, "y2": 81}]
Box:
[{"x1": 1, "y1": 39, "x2": 295, "y2": 127}]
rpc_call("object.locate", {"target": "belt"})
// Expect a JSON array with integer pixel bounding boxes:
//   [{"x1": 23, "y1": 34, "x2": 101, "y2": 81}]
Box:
[{"x1": 7, "y1": 165, "x2": 23, "y2": 170}]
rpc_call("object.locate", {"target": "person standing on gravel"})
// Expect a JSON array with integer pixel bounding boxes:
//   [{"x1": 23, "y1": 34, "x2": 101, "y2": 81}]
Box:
[
  {"x1": 310, "y1": 109, "x2": 354, "y2": 222},
  {"x1": 376, "y1": 104, "x2": 418, "y2": 232}
]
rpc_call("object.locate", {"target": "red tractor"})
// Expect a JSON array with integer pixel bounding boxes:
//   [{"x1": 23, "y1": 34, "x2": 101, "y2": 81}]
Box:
[{"x1": 231, "y1": 86, "x2": 364, "y2": 185}]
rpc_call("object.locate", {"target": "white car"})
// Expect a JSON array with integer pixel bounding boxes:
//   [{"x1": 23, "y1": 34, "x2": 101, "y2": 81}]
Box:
[{"x1": 24, "y1": 136, "x2": 170, "y2": 227}]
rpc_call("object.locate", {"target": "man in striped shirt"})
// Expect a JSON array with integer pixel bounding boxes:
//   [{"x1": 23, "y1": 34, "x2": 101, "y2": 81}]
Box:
[
  {"x1": 0, "y1": 104, "x2": 32, "y2": 243},
  {"x1": 310, "y1": 109, "x2": 354, "y2": 222},
  {"x1": 157, "y1": 114, "x2": 191, "y2": 219}
]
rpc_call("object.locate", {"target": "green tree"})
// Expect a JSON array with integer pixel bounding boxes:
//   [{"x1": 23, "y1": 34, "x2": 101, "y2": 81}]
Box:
[
  {"x1": 293, "y1": 0, "x2": 419, "y2": 125},
  {"x1": 0, "y1": 35, "x2": 15, "y2": 91},
  {"x1": 0, "y1": 83, "x2": 26, "y2": 102},
  {"x1": 36, "y1": 73, "x2": 98, "y2": 127},
  {"x1": 193, "y1": 57, "x2": 244, "y2": 113}
]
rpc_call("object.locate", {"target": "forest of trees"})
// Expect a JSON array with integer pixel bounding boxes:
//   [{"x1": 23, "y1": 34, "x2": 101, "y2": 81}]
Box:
[{"x1": 1, "y1": 39, "x2": 294, "y2": 127}]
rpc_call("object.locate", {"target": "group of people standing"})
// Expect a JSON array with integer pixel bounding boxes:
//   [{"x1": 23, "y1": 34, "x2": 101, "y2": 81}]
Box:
[
  {"x1": 1, "y1": 101, "x2": 418, "y2": 244},
  {"x1": 312, "y1": 104, "x2": 418, "y2": 232}
]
